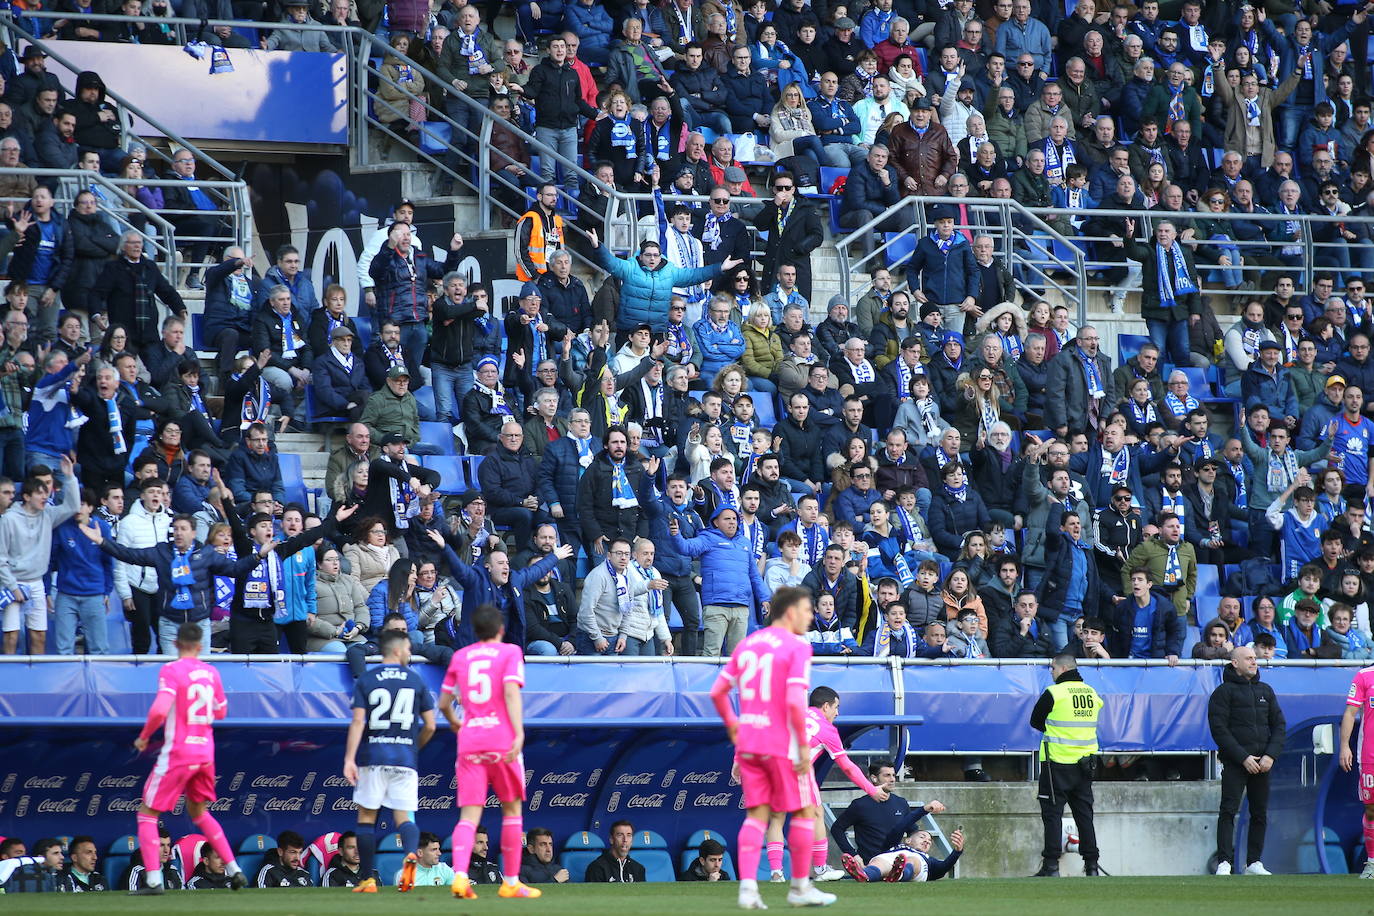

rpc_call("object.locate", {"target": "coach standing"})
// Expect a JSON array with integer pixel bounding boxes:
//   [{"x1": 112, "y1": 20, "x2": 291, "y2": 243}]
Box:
[
  {"x1": 1030, "y1": 653, "x2": 1103, "y2": 878},
  {"x1": 1207, "y1": 645, "x2": 1285, "y2": 876}
]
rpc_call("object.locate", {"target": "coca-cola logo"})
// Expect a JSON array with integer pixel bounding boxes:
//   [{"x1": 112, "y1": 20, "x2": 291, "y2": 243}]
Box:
[
  {"x1": 262, "y1": 797, "x2": 304, "y2": 812},
  {"x1": 417, "y1": 797, "x2": 452, "y2": 810},
  {"x1": 24, "y1": 777, "x2": 66, "y2": 789},
  {"x1": 694, "y1": 793, "x2": 733, "y2": 807},
  {"x1": 252, "y1": 776, "x2": 292, "y2": 788},
  {"x1": 626, "y1": 794, "x2": 667, "y2": 808},
  {"x1": 98, "y1": 776, "x2": 140, "y2": 789},
  {"x1": 547, "y1": 793, "x2": 590, "y2": 807},
  {"x1": 107, "y1": 799, "x2": 143, "y2": 813},
  {"x1": 323, "y1": 775, "x2": 352, "y2": 788},
  {"x1": 208, "y1": 798, "x2": 233, "y2": 812},
  {"x1": 333, "y1": 798, "x2": 360, "y2": 812},
  {"x1": 36, "y1": 798, "x2": 79, "y2": 813},
  {"x1": 541, "y1": 772, "x2": 581, "y2": 785},
  {"x1": 418, "y1": 774, "x2": 442, "y2": 787},
  {"x1": 682, "y1": 772, "x2": 722, "y2": 784},
  {"x1": 615, "y1": 773, "x2": 654, "y2": 786}
]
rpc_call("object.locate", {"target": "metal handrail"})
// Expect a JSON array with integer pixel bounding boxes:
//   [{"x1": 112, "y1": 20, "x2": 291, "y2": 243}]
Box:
[{"x1": 0, "y1": 654, "x2": 1364, "y2": 666}]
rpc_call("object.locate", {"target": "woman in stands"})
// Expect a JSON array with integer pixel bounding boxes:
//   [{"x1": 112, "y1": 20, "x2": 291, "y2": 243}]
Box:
[
  {"x1": 1139, "y1": 160, "x2": 1168, "y2": 208},
  {"x1": 827, "y1": 435, "x2": 876, "y2": 496},
  {"x1": 366, "y1": 557, "x2": 420, "y2": 635},
  {"x1": 769, "y1": 82, "x2": 826, "y2": 185},
  {"x1": 589, "y1": 90, "x2": 649, "y2": 192},
  {"x1": 685, "y1": 422, "x2": 737, "y2": 481},
  {"x1": 343, "y1": 515, "x2": 401, "y2": 593},
  {"x1": 888, "y1": 53, "x2": 923, "y2": 108},
  {"x1": 308, "y1": 544, "x2": 369, "y2": 654},
  {"x1": 953, "y1": 530, "x2": 996, "y2": 591},
  {"x1": 377, "y1": 33, "x2": 427, "y2": 156},
  {"x1": 135, "y1": 419, "x2": 188, "y2": 489},
  {"x1": 95, "y1": 323, "x2": 139, "y2": 374},
  {"x1": 719, "y1": 267, "x2": 763, "y2": 320},
  {"x1": 1120, "y1": 377, "x2": 1161, "y2": 439},
  {"x1": 940, "y1": 566, "x2": 987, "y2": 639},
  {"x1": 953, "y1": 367, "x2": 1002, "y2": 447},
  {"x1": 712, "y1": 362, "x2": 754, "y2": 418},
  {"x1": 206, "y1": 522, "x2": 238, "y2": 649},
  {"x1": 741, "y1": 305, "x2": 784, "y2": 395}
]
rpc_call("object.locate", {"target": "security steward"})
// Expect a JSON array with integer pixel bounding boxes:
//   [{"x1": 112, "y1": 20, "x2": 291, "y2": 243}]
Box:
[{"x1": 1030, "y1": 653, "x2": 1103, "y2": 877}]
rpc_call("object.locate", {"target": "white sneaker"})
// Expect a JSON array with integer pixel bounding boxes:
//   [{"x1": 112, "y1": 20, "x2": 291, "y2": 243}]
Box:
[
  {"x1": 1109, "y1": 294, "x2": 1126, "y2": 314},
  {"x1": 769, "y1": 870, "x2": 787, "y2": 883},
  {"x1": 739, "y1": 889, "x2": 770, "y2": 910},
  {"x1": 786, "y1": 885, "x2": 837, "y2": 907},
  {"x1": 812, "y1": 865, "x2": 845, "y2": 882},
  {"x1": 1359, "y1": 859, "x2": 1374, "y2": 879},
  {"x1": 1214, "y1": 861, "x2": 1231, "y2": 876},
  {"x1": 1243, "y1": 862, "x2": 1272, "y2": 876}
]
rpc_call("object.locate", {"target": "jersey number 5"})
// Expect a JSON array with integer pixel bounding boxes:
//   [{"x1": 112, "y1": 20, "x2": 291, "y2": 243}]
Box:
[
  {"x1": 468, "y1": 659, "x2": 493, "y2": 704},
  {"x1": 737, "y1": 650, "x2": 774, "y2": 703},
  {"x1": 368, "y1": 687, "x2": 416, "y2": 731},
  {"x1": 186, "y1": 683, "x2": 217, "y2": 726}
]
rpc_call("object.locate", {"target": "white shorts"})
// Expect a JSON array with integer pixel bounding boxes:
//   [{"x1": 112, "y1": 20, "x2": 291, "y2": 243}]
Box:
[
  {"x1": 870, "y1": 850, "x2": 928, "y2": 882},
  {"x1": 2, "y1": 579, "x2": 46, "y2": 633},
  {"x1": 353, "y1": 765, "x2": 418, "y2": 812}
]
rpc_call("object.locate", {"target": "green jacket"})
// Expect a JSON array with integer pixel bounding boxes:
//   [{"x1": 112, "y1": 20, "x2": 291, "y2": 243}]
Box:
[
  {"x1": 1121, "y1": 536, "x2": 1198, "y2": 617},
  {"x1": 1289, "y1": 365, "x2": 1328, "y2": 413},
  {"x1": 983, "y1": 102, "x2": 1029, "y2": 163},
  {"x1": 359, "y1": 386, "x2": 420, "y2": 446},
  {"x1": 1142, "y1": 84, "x2": 1202, "y2": 138},
  {"x1": 435, "y1": 27, "x2": 506, "y2": 102}
]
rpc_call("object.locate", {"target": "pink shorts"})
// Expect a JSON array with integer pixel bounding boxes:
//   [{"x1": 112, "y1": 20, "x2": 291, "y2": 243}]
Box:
[
  {"x1": 803, "y1": 771, "x2": 821, "y2": 809},
  {"x1": 1359, "y1": 756, "x2": 1374, "y2": 804},
  {"x1": 145, "y1": 759, "x2": 216, "y2": 812},
  {"x1": 456, "y1": 752, "x2": 525, "y2": 807},
  {"x1": 738, "y1": 753, "x2": 806, "y2": 813}
]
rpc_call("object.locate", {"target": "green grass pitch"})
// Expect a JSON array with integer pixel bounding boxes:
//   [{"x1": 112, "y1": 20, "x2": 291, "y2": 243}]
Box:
[{"x1": 5, "y1": 877, "x2": 1368, "y2": 914}]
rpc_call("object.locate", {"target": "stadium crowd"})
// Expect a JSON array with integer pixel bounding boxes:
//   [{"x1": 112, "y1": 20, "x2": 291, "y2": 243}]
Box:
[{"x1": 0, "y1": 0, "x2": 1373, "y2": 691}]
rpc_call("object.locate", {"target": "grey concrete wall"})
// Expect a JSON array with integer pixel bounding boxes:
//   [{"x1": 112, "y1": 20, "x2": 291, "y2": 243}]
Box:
[{"x1": 823, "y1": 781, "x2": 1223, "y2": 878}]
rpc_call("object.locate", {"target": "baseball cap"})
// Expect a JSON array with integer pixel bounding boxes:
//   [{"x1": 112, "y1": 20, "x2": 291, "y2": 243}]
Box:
[
  {"x1": 386, "y1": 365, "x2": 410, "y2": 379},
  {"x1": 380, "y1": 432, "x2": 410, "y2": 446},
  {"x1": 1327, "y1": 374, "x2": 1348, "y2": 388}
]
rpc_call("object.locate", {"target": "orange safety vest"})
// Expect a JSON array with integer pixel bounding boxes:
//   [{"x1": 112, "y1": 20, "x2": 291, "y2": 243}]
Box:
[{"x1": 515, "y1": 208, "x2": 565, "y2": 282}]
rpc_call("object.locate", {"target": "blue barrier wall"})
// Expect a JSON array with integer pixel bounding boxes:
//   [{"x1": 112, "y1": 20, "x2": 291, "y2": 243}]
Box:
[{"x1": 0, "y1": 661, "x2": 1357, "y2": 860}]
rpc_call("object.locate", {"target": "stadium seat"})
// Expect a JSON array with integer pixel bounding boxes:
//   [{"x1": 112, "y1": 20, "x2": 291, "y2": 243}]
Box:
[
  {"x1": 560, "y1": 831, "x2": 605, "y2": 883},
  {"x1": 884, "y1": 232, "x2": 916, "y2": 269},
  {"x1": 1118, "y1": 333, "x2": 1150, "y2": 364},
  {"x1": 307, "y1": 831, "x2": 341, "y2": 885},
  {"x1": 418, "y1": 121, "x2": 452, "y2": 155},
  {"x1": 462, "y1": 455, "x2": 486, "y2": 488},
  {"x1": 752, "y1": 393, "x2": 777, "y2": 428},
  {"x1": 237, "y1": 833, "x2": 273, "y2": 883},
  {"x1": 819, "y1": 165, "x2": 849, "y2": 194},
  {"x1": 353, "y1": 313, "x2": 373, "y2": 350},
  {"x1": 1177, "y1": 366, "x2": 1212, "y2": 399},
  {"x1": 423, "y1": 455, "x2": 466, "y2": 495},
  {"x1": 104, "y1": 834, "x2": 139, "y2": 886},
  {"x1": 174, "y1": 834, "x2": 206, "y2": 876},
  {"x1": 632, "y1": 830, "x2": 677, "y2": 882},
  {"x1": 278, "y1": 451, "x2": 314, "y2": 511},
  {"x1": 1196, "y1": 564, "x2": 1221, "y2": 603},
  {"x1": 413, "y1": 384, "x2": 437, "y2": 422},
  {"x1": 679, "y1": 828, "x2": 737, "y2": 880},
  {"x1": 420, "y1": 420, "x2": 457, "y2": 455},
  {"x1": 1297, "y1": 827, "x2": 1349, "y2": 873},
  {"x1": 190, "y1": 313, "x2": 208, "y2": 352},
  {"x1": 375, "y1": 832, "x2": 406, "y2": 886}
]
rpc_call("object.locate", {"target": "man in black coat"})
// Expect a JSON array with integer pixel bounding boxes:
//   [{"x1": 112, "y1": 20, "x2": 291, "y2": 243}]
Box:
[
  {"x1": 1207, "y1": 646, "x2": 1285, "y2": 876},
  {"x1": 802, "y1": 544, "x2": 861, "y2": 631},
  {"x1": 476, "y1": 418, "x2": 544, "y2": 546},
  {"x1": 754, "y1": 174, "x2": 824, "y2": 302},
  {"x1": 88, "y1": 232, "x2": 187, "y2": 352},
  {"x1": 576, "y1": 426, "x2": 647, "y2": 557},
  {"x1": 774, "y1": 391, "x2": 826, "y2": 498},
  {"x1": 694, "y1": 188, "x2": 751, "y2": 267},
  {"x1": 70, "y1": 365, "x2": 137, "y2": 491},
  {"x1": 839, "y1": 144, "x2": 903, "y2": 232},
  {"x1": 991, "y1": 589, "x2": 1055, "y2": 658}
]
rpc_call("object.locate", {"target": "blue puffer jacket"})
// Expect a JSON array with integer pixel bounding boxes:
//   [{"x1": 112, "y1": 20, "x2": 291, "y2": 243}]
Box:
[
  {"x1": 202, "y1": 256, "x2": 261, "y2": 343},
  {"x1": 368, "y1": 244, "x2": 463, "y2": 326},
  {"x1": 441, "y1": 546, "x2": 561, "y2": 649},
  {"x1": 1239, "y1": 364, "x2": 1299, "y2": 419},
  {"x1": 643, "y1": 491, "x2": 703, "y2": 578},
  {"x1": 368, "y1": 579, "x2": 419, "y2": 631},
  {"x1": 692, "y1": 317, "x2": 746, "y2": 382},
  {"x1": 594, "y1": 244, "x2": 719, "y2": 332},
  {"x1": 672, "y1": 525, "x2": 769, "y2": 619},
  {"x1": 224, "y1": 444, "x2": 285, "y2": 505},
  {"x1": 99, "y1": 538, "x2": 260, "y2": 623},
  {"x1": 905, "y1": 232, "x2": 980, "y2": 306},
  {"x1": 564, "y1": 0, "x2": 613, "y2": 64},
  {"x1": 281, "y1": 548, "x2": 316, "y2": 624}
]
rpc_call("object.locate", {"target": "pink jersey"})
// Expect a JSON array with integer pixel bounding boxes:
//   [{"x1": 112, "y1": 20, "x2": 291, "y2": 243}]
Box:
[
  {"x1": 146, "y1": 658, "x2": 226, "y2": 766},
  {"x1": 442, "y1": 641, "x2": 525, "y2": 756},
  {"x1": 717, "y1": 627, "x2": 812, "y2": 760},
  {"x1": 1347, "y1": 667, "x2": 1374, "y2": 754},
  {"x1": 805, "y1": 707, "x2": 846, "y2": 765}
]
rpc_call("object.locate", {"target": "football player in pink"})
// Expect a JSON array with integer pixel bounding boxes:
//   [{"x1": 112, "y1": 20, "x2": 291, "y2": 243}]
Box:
[
  {"x1": 1339, "y1": 663, "x2": 1374, "y2": 879},
  {"x1": 437, "y1": 603, "x2": 541, "y2": 901},
  {"x1": 130, "y1": 622, "x2": 245, "y2": 895},
  {"x1": 762, "y1": 685, "x2": 891, "y2": 883},
  {"x1": 710, "y1": 585, "x2": 834, "y2": 909}
]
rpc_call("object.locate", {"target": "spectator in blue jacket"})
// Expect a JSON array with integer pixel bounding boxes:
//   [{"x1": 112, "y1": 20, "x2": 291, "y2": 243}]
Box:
[
  {"x1": 722, "y1": 48, "x2": 773, "y2": 134},
  {"x1": 1297, "y1": 103, "x2": 1344, "y2": 172},
  {"x1": 253, "y1": 244, "x2": 317, "y2": 331},
  {"x1": 367, "y1": 557, "x2": 421, "y2": 634},
  {"x1": 994, "y1": 0, "x2": 1052, "y2": 73},
  {"x1": 670, "y1": 504, "x2": 769, "y2": 656},
  {"x1": 431, "y1": 530, "x2": 572, "y2": 649},
  {"x1": 51, "y1": 489, "x2": 115, "y2": 655},
  {"x1": 311, "y1": 325, "x2": 372, "y2": 421},
  {"x1": 1240, "y1": 341, "x2": 1299, "y2": 424},
  {"x1": 906, "y1": 206, "x2": 981, "y2": 334},
  {"x1": 1110, "y1": 568, "x2": 1185, "y2": 661},
  {"x1": 223, "y1": 422, "x2": 285, "y2": 505},
  {"x1": 535, "y1": 407, "x2": 595, "y2": 551},
  {"x1": 590, "y1": 228, "x2": 739, "y2": 335},
  {"x1": 171, "y1": 450, "x2": 214, "y2": 515},
  {"x1": 927, "y1": 461, "x2": 992, "y2": 556},
  {"x1": 839, "y1": 144, "x2": 903, "y2": 232},
  {"x1": 367, "y1": 225, "x2": 465, "y2": 381},
  {"x1": 834, "y1": 464, "x2": 882, "y2": 528},
  {"x1": 693, "y1": 294, "x2": 748, "y2": 384},
  {"x1": 200, "y1": 248, "x2": 260, "y2": 379},
  {"x1": 810, "y1": 71, "x2": 867, "y2": 168},
  {"x1": 564, "y1": 0, "x2": 614, "y2": 65}
]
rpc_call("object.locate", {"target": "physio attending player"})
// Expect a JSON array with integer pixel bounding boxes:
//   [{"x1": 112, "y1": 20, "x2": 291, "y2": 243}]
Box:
[
  {"x1": 764, "y1": 685, "x2": 890, "y2": 882},
  {"x1": 710, "y1": 585, "x2": 834, "y2": 909},
  {"x1": 438, "y1": 603, "x2": 541, "y2": 900},
  {"x1": 130, "y1": 621, "x2": 246, "y2": 895},
  {"x1": 343, "y1": 627, "x2": 437, "y2": 893},
  {"x1": 1340, "y1": 662, "x2": 1374, "y2": 878}
]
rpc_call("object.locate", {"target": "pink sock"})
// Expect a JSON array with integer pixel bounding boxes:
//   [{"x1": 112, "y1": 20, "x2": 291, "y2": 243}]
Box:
[
  {"x1": 812, "y1": 840, "x2": 829, "y2": 870},
  {"x1": 737, "y1": 817, "x2": 767, "y2": 883},
  {"x1": 787, "y1": 818, "x2": 815, "y2": 881},
  {"x1": 451, "y1": 820, "x2": 476, "y2": 876},
  {"x1": 766, "y1": 841, "x2": 785, "y2": 872},
  {"x1": 192, "y1": 812, "x2": 237, "y2": 870},
  {"x1": 136, "y1": 813, "x2": 161, "y2": 876},
  {"x1": 501, "y1": 816, "x2": 523, "y2": 881},
  {"x1": 1364, "y1": 814, "x2": 1374, "y2": 860}
]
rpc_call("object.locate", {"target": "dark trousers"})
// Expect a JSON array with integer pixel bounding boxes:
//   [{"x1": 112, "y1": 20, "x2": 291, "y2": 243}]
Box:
[
  {"x1": 665, "y1": 573, "x2": 702, "y2": 657},
  {"x1": 346, "y1": 634, "x2": 453, "y2": 678},
  {"x1": 1217, "y1": 762, "x2": 1270, "y2": 867},
  {"x1": 211, "y1": 328, "x2": 247, "y2": 380},
  {"x1": 230, "y1": 615, "x2": 279, "y2": 654},
  {"x1": 489, "y1": 505, "x2": 541, "y2": 548},
  {"x1": 127, "y1": 589, "x2": 159, "y2": 655},
  {"x1": 278, "y1": 619, "x2": 309, "y2": 654},
  {"x1": 1038, "y1": 757, "x2": 1099, "y2": 862}
]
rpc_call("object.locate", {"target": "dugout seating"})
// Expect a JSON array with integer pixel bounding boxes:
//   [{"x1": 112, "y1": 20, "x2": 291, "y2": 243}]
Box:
[
  {"x1": 559, "y1": 830, "x2": 605, "y2": 883},
  {"x1": 236, "y1": 833, "x2": 273, "y2": 882},
  {"x1": 678, "y1": 828, "x2": 737, "y2": 880},
  {"x1": 632, "y1": 829, "x2": 677, "y2": 882},
  {"x1": 375, "y1": 831, "x2": 407, "y2": 886},
  {"x1": 104, "y1": 834, "x2": 139, "y2": 886}
]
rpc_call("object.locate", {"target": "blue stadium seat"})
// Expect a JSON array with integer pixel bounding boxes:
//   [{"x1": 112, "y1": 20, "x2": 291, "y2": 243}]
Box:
[
  {"x1": 633, "y1": 830, "x2": 677, "y2": 883},
  {"x1": 679, "y1": 828, "x2": 737, "y2": 880},
  {"x1": 236, "y1": 833, "x2": 273, "y2": 884},
  {"x1": 190, "y1": 313, "x2": 208, "y2": 352},
  {"x1": 278, "y1": 451, "x2": 310, "y2": 510},
  {"x1": 560, "y1": 831, "x2": 605, "y2": 883},
  {"x1": 1297, "y1": 827, "x2": 1349, "y2": 874},
  {"x1": 884, "y1": 232, "x2": 916, "y2": 269},
  {"x1": 462, "y1": 455, "x2": 486, "y2": 488},
  {"x1": 353, "y1": 313, "x2": 373, "y2": 350},
  {"x1": 423, "y1": 455, "x2": 466, "y2": 494},
  {"x1": 819, "y1": 165, "x2": 849, "y2": 194},
  {"x1": 752, "y1": 393, "x2": 777, "y2": 428},
  {"x1": 413, "y1": 384, "x2": 437, "y2": 422},
  {"x1": 1177, "y1": 366, "x2": 1212, "y2": 399},
  {"x1": 375, "y1": 832, "x2": 406, "y2": 886},
  {"x1": 105, "y1": 834, "x2": 138, "y2": 887},
  {"x1": 420, "y1": 420, "x2": 457, "y2": 455},
  {"x1": 697, "y1": 126, "x2": 719, "y2": 145},
  {"x1": 1196, "y1": 564, "x2": 1221, "y2": 603},
  {"x1": 418, "y1": 121, "x2": 452, "y2": 155},
  {"x1": 1118, "y1": 333, "x2": 1150, "y2": 364}
]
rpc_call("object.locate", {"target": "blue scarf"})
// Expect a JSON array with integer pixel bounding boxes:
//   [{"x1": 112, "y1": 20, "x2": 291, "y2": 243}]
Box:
[
  {"x1": 930, "y1": 231, "x2": 955, "y2": 254},
  {"x1": 1164, "y1": 391, "x2": 1198, "y2": 416},
  {"x1": 1077, "y1": 348, "x2": 1104, "y2": 398},
  {"x1": 1127, "y1": 399, "x2": 1156, "y2": 426},
  {"x1": 799, "y1": 521, "x2": 829, "y2": 566},
  {"x1": 945, "y1": 480, "x2": 968, "y2": 503},
  {"x1": 1163, "y1": 542, "x2": 1181, "y2": 586},
  {"x1": 1227, "y1": 461, "x2": 1248, "y2": 508},
  {"x1": 611, "y1": 459, "x2": 637, "y2": 507},
  {"x1": 1156, "y1": 242, "x2": 1197, "y2": 310},
  {"x1": 606, "y1": 559, "x2": 631, "y2": 617},
  {"x1": 106, "y1": 397, "x2": 126, "y2": 454},
  {"x1": 279, "y1": 312, "x2": 299, "y2": 358},
  {"x1": 169, "y1": 546, "x2": 195, "y2": 610},
  {"x1": 240, "y1": 374, "x2": 272, "y2": 429},
  {"x1": 666, "y1": 321, "x2": 693, "y2": 361}
]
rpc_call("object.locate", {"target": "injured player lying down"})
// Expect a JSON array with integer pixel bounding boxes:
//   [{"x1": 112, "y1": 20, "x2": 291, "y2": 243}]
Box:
[{"x1": 842, "y1": 828, "x2": 965, "y2": 883}]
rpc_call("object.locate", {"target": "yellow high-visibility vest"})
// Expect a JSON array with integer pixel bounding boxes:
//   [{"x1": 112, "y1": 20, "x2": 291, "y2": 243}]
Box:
[{"x1": 1039, "y1": 680, "x2": 1101, "y2": 764}]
